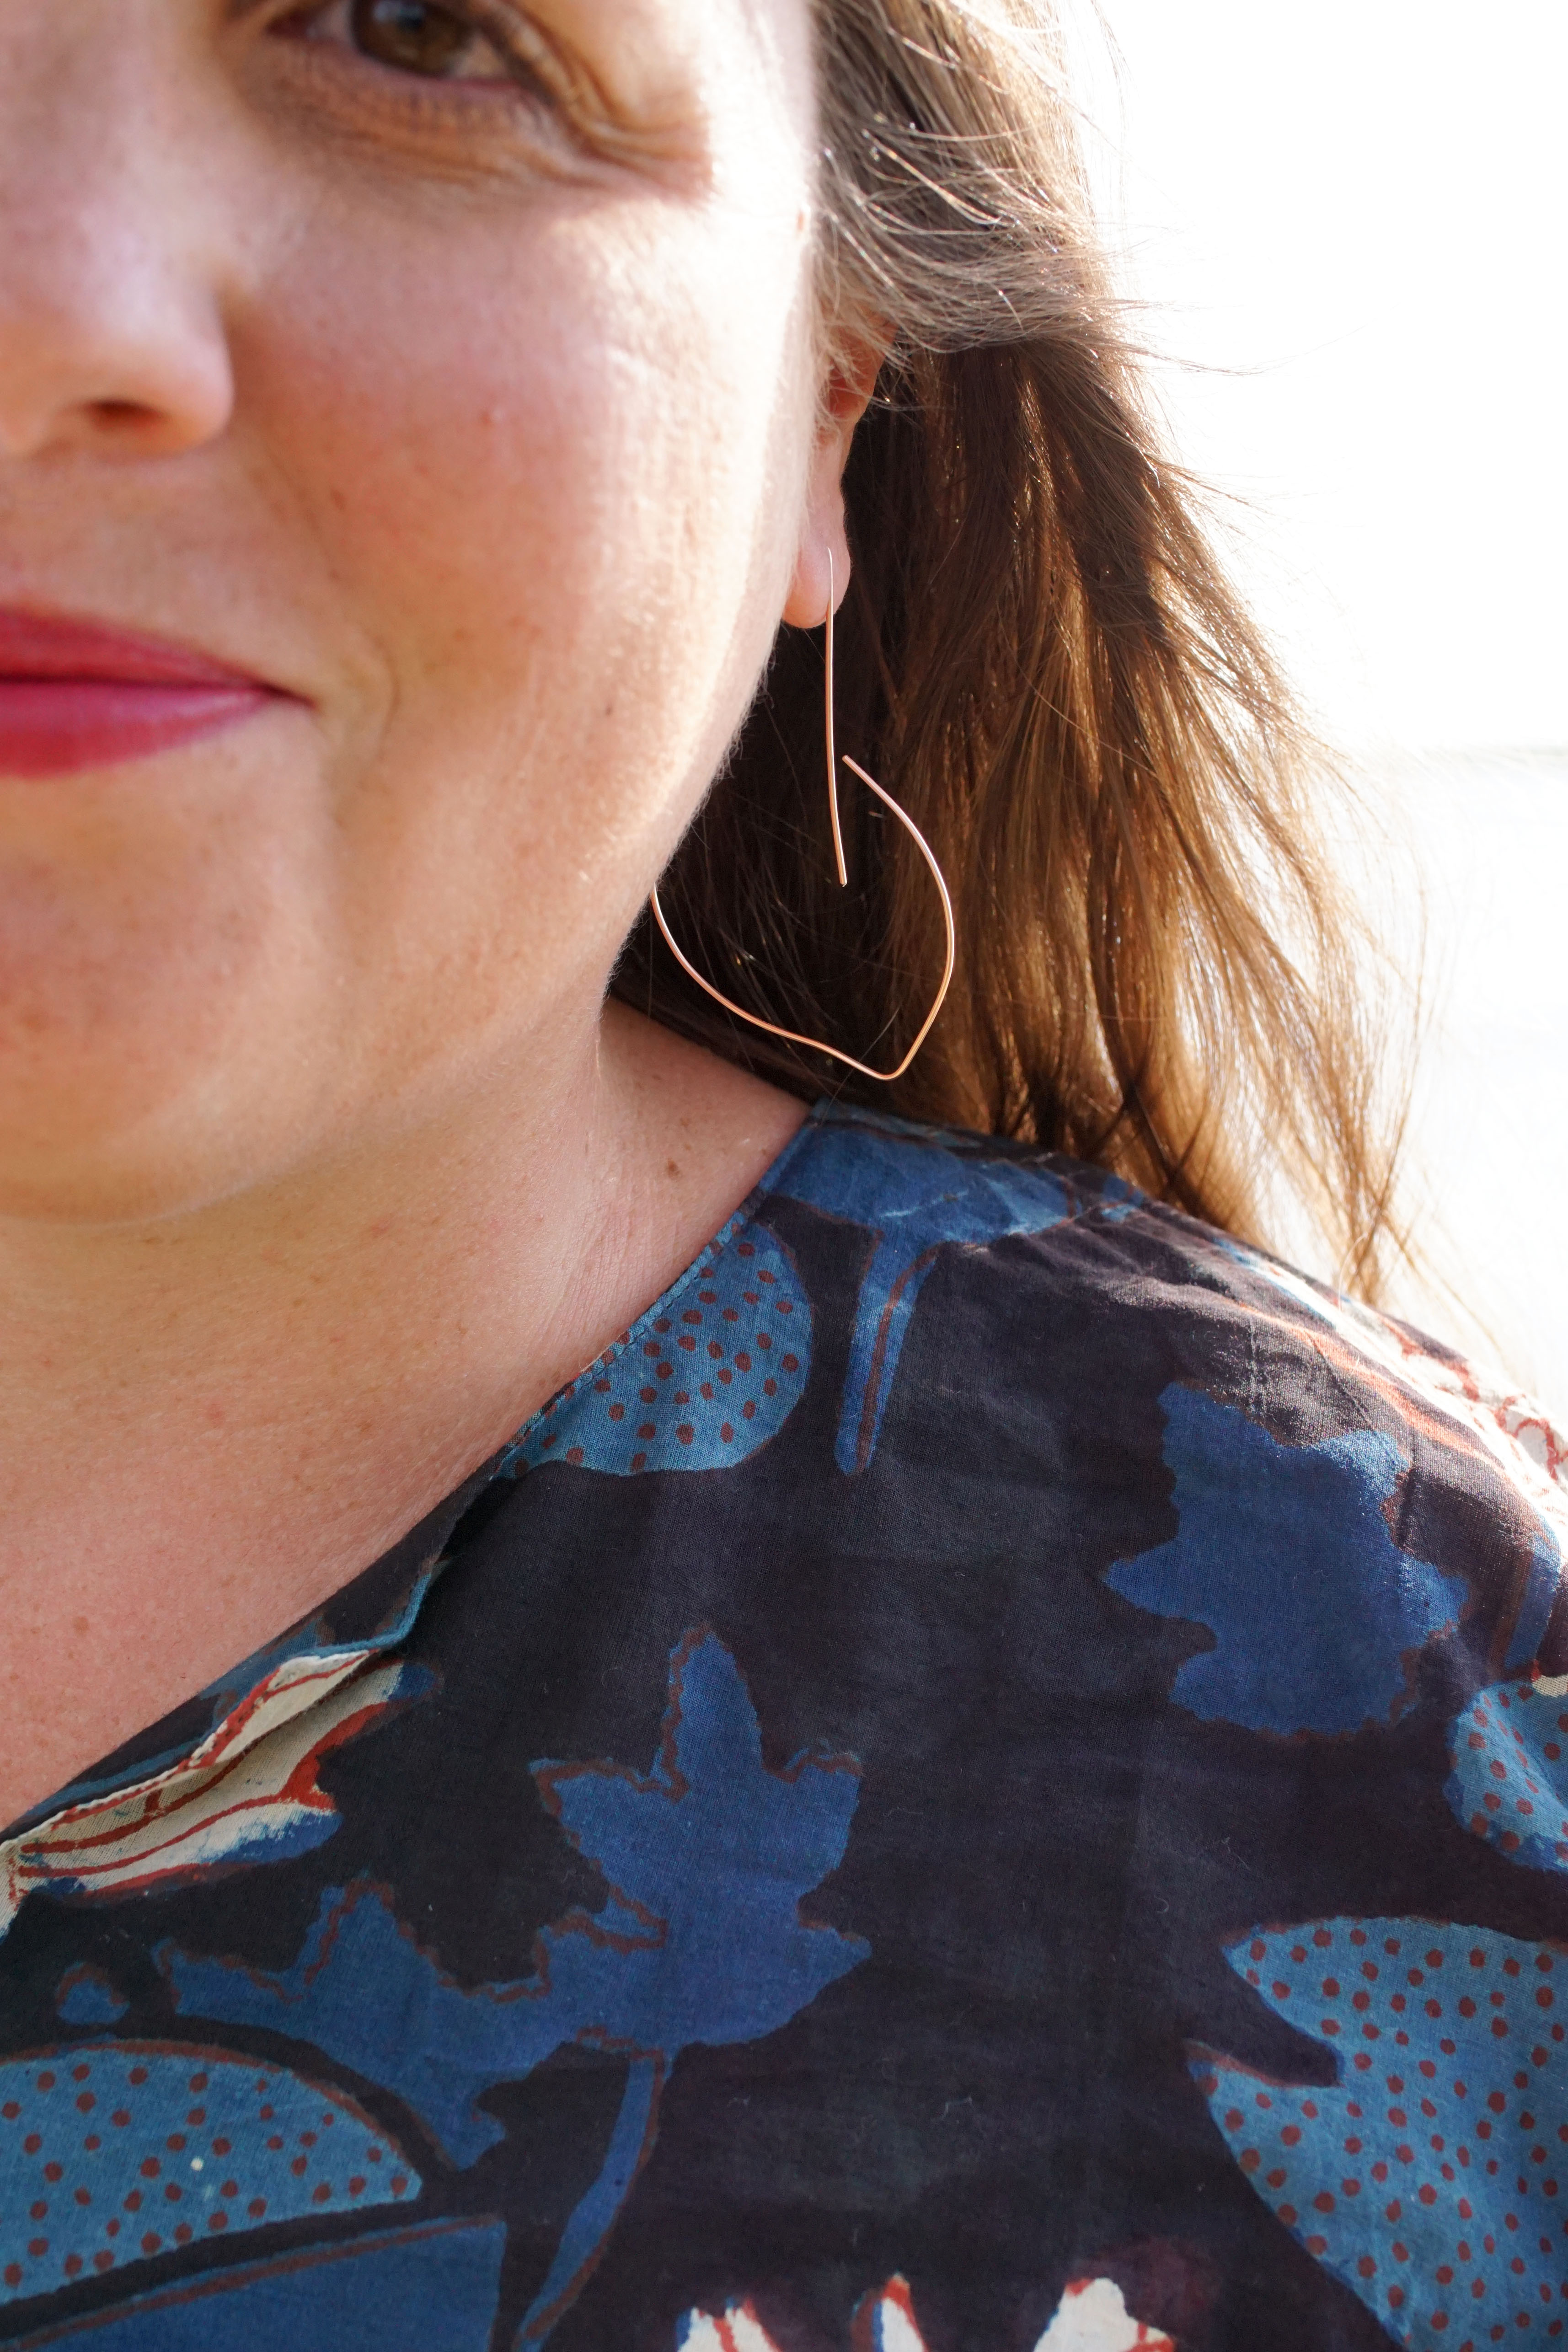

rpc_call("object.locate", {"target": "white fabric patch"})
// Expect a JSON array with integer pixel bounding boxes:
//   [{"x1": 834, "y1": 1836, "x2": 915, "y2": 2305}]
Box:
[{"x1": 1034, "y1": 2276, "x2": 1175, "y2": 2351}]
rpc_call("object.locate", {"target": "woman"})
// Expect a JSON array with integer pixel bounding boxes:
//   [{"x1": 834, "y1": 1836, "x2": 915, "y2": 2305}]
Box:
[{"x1": 0, "y1": 1, "x2": 1561, "y2": 2346}]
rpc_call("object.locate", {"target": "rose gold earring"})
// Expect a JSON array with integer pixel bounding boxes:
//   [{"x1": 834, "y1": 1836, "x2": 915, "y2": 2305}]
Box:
[{"x1": 649, "y1": 555, "x2": 956, "y2": 1084}]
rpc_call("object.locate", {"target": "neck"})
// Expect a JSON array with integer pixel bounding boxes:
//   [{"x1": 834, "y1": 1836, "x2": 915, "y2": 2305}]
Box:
[
  {"x1": 3, "y1": 1008, "x2": 608, "y2": 1470},
  {"x1": 0, "y1": 1000, "x2": 803, "y2": 1825}
]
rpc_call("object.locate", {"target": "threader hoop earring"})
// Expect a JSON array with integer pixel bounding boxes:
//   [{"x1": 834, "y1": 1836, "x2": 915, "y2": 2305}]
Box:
[{"x1": 649, "y1": 556, "x2": 957, "y2": 1084}]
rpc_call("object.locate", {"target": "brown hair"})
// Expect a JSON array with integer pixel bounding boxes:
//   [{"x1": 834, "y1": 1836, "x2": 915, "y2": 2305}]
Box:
[{"x1": 612, "y1": 0, "x2": 1402, "y2": 1297}]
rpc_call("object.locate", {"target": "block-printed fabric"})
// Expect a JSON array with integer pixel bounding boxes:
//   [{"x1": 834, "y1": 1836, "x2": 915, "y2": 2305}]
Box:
[{"x1": 1, "y1": 1104, "x2": 1565, "y2": 2351}]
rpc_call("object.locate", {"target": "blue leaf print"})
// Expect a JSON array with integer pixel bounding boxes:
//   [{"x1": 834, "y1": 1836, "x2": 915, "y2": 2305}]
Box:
[
  {"x1": 514, "y1": 2052, "x2": 662, "y2": 2345},
  {"x1": 1448, "y1": 1677, "x2": 1568, "y2": 1875},
  {"x1": 0, "y1": 2042, "x2": 419, "y2": 2307},
  {"x1": 500, "y1": 1227, "x2": 809, "y2": 1479},
  {"x1": 163, "y1": 1887, "x2": 529, "y2": 2168},
  {"x1": 9, "y1": 2218, "x2": 506, "y2": 2351},
  {"x1": 765, "y1": 1109, "x2": 1137, "y2": 1473},
  {"x1": 1107, "y1": 1385, "x2": 1470, "y2": 1735},
  {"x1": 532, "y1": 1629, "x2": 867, "y2": 2054},
  {"x1": 53, "y1": 1965, "x2": 127, "y2": 2026},
  {"x1": 1195, "y1": 1916, "x2": 1568, "y2": 2351},
  {"x1": 161, "y1": 1631, "x2": 867, "y2": 2342}
]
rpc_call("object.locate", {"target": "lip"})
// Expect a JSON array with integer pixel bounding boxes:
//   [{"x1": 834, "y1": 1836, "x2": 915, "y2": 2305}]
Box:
[{"x1": 0, "y1": 607, "x2": 286, "y2": 778}]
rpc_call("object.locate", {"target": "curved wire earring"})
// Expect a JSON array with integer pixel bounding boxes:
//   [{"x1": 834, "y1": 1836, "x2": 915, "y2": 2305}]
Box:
[{"x1": 649, "y1": 555, "x2": 957, "y2": 1084}]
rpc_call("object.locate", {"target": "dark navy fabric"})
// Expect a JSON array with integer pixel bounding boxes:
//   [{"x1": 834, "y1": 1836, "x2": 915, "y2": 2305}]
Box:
[{"x1": 2, "y1": 1102, "x2": 1566, "y2": 2352}]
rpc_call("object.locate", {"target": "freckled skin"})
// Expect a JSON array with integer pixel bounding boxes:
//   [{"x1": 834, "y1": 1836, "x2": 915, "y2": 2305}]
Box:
[
  {"x1": 0, "y1": 0, "x2": 873, "y2": 1823},
  {"x1": 0, "y1": 0, "x2": 845, "y2": 1206}
]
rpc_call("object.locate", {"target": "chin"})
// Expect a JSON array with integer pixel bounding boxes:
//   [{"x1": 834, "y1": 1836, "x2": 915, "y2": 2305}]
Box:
[
  {"x1": 0, "y1": 1070, "x2": 293, "y2": 1228},
  {"x1": 0, "y1": 802, "x2": 348, "y2": 1224},
  {"x1": 0, "y1": 970, "x2": 332, "y2": 1234}
]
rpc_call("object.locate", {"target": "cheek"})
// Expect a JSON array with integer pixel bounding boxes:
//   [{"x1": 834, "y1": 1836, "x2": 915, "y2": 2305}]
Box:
[
  {"x1": 238, "y1": 202, "x2": 814, "y2": 982},
  {"x1": 0, "y1": 727, "x2": 336, "y2": 1152}
]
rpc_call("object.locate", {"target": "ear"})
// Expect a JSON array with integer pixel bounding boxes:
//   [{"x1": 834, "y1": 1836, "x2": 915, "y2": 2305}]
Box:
[{"x1": 781, "y1": 335, "x2": 884, "y2": 629}]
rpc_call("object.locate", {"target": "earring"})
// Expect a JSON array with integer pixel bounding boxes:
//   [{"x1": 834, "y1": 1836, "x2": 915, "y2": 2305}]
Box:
[{"x1": 649, "y1": 555, "x2": 956, "y2": 1084}]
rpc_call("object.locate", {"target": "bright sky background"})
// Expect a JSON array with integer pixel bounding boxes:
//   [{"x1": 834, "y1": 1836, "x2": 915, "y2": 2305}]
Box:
[
  {"x1": 1070, "y1": 0, "x2": 1568, "y2": 1407},
  {"x1": 1077, "y1": 0, "x2": 1568, "y2": 750}
]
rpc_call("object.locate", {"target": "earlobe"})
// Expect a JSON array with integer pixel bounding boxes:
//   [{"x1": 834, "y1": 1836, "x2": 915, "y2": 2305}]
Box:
[
  {"x1": 781, "y1": 410, "x2": 859, "y2": 632},
  {"x1": 781, "y1": 337, "x2": 884, "y2": 632},
  {"x1": 781, "y1": 517, "x2": 850, "y2": 632}
]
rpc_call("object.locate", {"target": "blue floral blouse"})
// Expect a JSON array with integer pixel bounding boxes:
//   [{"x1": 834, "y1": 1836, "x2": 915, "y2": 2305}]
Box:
[{"x1": 2, "y1": 1103, "x2": 1566, "y2": 2352}]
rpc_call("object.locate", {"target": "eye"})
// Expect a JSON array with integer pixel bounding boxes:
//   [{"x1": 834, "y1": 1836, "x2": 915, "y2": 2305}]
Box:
[
  {"x1": 267, "y1": 0, "x2": 654, "y2": 177},
  {"x1": 308, "y1": 0, "x2": 512, "y2": 81}
]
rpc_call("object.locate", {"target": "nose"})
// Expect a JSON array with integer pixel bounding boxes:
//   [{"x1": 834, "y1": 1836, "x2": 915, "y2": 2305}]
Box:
[{"x1": 0, "y1": 18, "x2": 235, "y2": 462}]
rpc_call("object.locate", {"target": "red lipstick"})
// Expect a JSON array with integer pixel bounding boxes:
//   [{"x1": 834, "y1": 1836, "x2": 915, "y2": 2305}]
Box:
[{"x1": 0, "y1": 609, "x2": 281, "y2": 778}]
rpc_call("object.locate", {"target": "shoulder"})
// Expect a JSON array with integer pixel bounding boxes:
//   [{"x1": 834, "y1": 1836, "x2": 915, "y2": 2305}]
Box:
[
  {"x1": 758, "y1": 1098, "x2": 1140, "y2": 1242},
  {"x1": 759, "y1": 1103, "x2": 1568, "y2": 1688}
]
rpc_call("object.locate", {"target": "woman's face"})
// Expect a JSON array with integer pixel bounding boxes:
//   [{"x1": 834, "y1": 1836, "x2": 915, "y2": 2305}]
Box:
[{"x1": 0, "y1": 0, "x2": 832, "y2": 1221}]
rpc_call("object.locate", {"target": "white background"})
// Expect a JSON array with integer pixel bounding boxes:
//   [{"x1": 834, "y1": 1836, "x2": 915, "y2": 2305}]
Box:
[{"x1": 1079, "y1": 0, "x2": 1568, "y2": 1407}]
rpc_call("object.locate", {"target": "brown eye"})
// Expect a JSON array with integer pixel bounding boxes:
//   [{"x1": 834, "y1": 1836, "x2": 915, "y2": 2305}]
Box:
[{"x1": 348, "y1": 0, "x2": 483, "y2": 76}]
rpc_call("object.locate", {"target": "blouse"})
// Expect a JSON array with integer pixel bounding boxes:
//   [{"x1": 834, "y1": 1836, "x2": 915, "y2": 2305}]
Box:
[{"x1": 1, "y1": 1101, "x2": 1565, "y2": 2352}]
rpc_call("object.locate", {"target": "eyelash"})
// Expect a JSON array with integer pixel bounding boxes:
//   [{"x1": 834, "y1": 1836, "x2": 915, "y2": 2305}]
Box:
[{"x1": 276, "y1": 0, "x2": 570, "y2": 123}]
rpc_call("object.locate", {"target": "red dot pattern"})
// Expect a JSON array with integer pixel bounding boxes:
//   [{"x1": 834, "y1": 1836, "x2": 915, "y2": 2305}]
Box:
[
  {"x1": 1449, "y1": 1682, "x2": 1568, "y2": 1874},
  {"x1": 503, "y1": 1222, "x2": 808, "y2": 1479},
  {"x1": 1199, "y1": 1917, "x2": 1568, "y2": 2350},
  {"x1": 0, "y1": 2044, "x2": 417, "y2": 2304}
]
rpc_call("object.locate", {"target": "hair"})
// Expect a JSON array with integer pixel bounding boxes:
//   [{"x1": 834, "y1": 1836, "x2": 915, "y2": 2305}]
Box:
[{"x1": 612, "y1": 0, "x2": 1405, "y2": 1299}]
